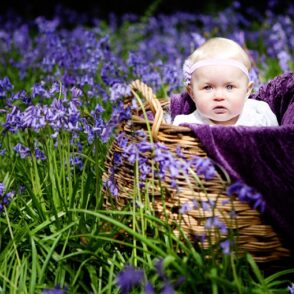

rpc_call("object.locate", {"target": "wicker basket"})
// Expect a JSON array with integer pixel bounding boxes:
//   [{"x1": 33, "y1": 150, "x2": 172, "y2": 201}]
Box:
[{"x1": 103, "y1": 80, "x2": 291, "y2": 263}]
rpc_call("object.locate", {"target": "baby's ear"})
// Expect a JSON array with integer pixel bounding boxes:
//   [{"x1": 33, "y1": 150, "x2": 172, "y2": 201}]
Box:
[
  {"x1": 186, "y1": 84, "x2": 193, "y2": 98},
  {"x1": 247, "y1": 81, "x2": 254, "y2": 97}
]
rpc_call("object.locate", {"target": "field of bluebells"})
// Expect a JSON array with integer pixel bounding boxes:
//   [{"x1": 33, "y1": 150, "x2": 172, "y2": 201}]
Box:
[{"x1": 0, "y1": 1, "x2": 294, "y2": 293}]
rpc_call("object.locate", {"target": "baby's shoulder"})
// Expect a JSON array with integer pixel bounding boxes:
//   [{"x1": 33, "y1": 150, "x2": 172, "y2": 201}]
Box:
[
  {"x1": 245, "y1": 99, "x2": 271, "y2": 111},
  {"x1": 173, "y1": 110, "x2": 203, "y2": 126}
]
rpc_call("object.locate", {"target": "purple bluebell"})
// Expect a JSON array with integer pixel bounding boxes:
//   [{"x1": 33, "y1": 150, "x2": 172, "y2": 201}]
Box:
[
  {"x1": 277, "y1": 51, "x2": 291, "y2": 72},
  {"x1": 14, "y1": 143, "x2": 31, "y2": 158},
  {"x1": 205, "y1": 216, "x2": 228, "y2": 235},
  {"x1": 227, "y1": 181, "x2": 266, "y2": 212},
  {"x1": 0, "y1": 76, "x2": 13, "y2": 97},
  {"x1": 117, "y1": 133, "x2": 129, "y2": 149},
  {"x1": 0, "y1": 183, "x2": 15, "y2": 214},
  {"x1": 201, "y1": 200, "x2": 211, "y2": 212},
  {"x1": 35, "y1": 17, "x2": 60, "y2": 34},
  {"x1": 144, "y1": 282, "x2": 155, "y2": 294},
  {"x1": 116, "y1": 265, "x2": 144, "y2": 294},
  {"x1": 288, "y1": 283, "x2": 294, "y2": 294},
  {"x1": 110, "y1": 83, "x2": 131, "y2": 102},
  {"x1": 32, "y1": 82, "x2": 51, "y2": 99},
  {"x1": 104, "y1": 176, "x2": 119, "y2": 197},
  {"x1": 161, "y1": 283, "x2": 174, "y2": 294},
  {"x1": 124, "y1": 143, "x2": 139, "y2": 164},
  {"x1": 191, "y1": 32, "x2": 206, "y2": 47},
  {"x1": 193, "y1": 233, "x2": 206, "y2": 244},
  {"x1": 70, "y1": 155, "x2": 83, "y2": 170},
  {"x1": 179, "y1": 201, "x2": 192, "y2": 214},
  {"x1": 0, "y1": 148, "x2": 6, "y2": 157},
  {"x1": 175, "y1": 145, "x2": 185, "y2": 159},
  {"x1": 42, "y1": 285, "x2": 67, "y2": 294},
  {"x1": 190, "y1": 157, "x2": 216, "y2": 180},
  {"x1": 191, "y1": 199, "x2": 199, "y2": 209},
  {"x1": 11, "y1": 90, "x2": 32, "y2": 105},
  {"x1": 35, "y1": 147, "x2": 46, "y2": 161},
  {"x1": 220, "y1": 239, "x2": 230, "y2": 255},
  {"x1": 22, "y1": 105, "x2": 46, "y2": 131},
  {"x1": 155, "y1": 259, "x2": 166, "y2": 280}
]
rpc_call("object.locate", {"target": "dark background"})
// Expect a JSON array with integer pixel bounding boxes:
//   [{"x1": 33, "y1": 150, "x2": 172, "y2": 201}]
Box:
[{"x1": 0, "y1": 0, "x2": 292, "y2": 20}]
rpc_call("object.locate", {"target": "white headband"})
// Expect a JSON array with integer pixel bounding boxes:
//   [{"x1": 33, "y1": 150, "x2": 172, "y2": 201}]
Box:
[{"x1": 183, "y1": 58, "x2": 250, "y2": 85}]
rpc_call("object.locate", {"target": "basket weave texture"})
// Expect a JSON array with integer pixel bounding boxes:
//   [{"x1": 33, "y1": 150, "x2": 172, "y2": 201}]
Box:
[{"x1": 103, "y1": 80, "x2": 291, "y2": 263}]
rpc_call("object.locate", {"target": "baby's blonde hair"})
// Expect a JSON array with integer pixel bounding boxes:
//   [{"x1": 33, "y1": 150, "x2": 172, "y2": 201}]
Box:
[{"x1": 188, "y1": 37, "x2": 251, "y2": 70}]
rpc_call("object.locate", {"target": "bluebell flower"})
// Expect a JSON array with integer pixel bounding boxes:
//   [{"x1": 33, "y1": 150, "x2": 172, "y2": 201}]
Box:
[
  {"x1": 205, "y1": 216, "x2": 228, "y2": 235},
  {"x1": 35, "y1": 16, "x2": 60, "y2": 34},
  {"x1": 117, "y1": 133, "x2": 129, "y2": 149},
  {"x1": 105, "y1": 176, "x2": 119, "y2": 197},
  {"x1": 11, "y1": 90, "x2": 32, "y2": 105},
  {"x1": 288, "y1": 283, "x2": 294, "y2": 294},
  {"x1": 70, "y1": 86, "x2": 82, "y2": 98},
  {"x1": 191, "y1": 32, "x2": 206, "y2": 47},
  {"x1": 35, "y1": 147, "x2": 46, "y2": 161},
  {"x1": 42, "y1": 285, "x2": 67, "y2": 294},
  {"x1": 220, "y1": 239, "x2": 230, "y2": 255},
  {"x1": 137, "y1": 141, "x2": 153, "y2": 153},
  {"x1": 14, "y1": 143, "x2": 31, "y2": 158},
  {"x1": 70, "y1": 155, "x2": 83, "y2": 170},
  {"x1": 0, "y1": 148, "x2": 6, "y2": 157},
  {"x1": 193, "y1": 233, "x2": 206, "y2": 244},
  {"x1": 191, "y1": 199, "x2": 199, "y2": 209},
  {"x1": 144, "y1": 282, "x2": 155, "y2": 294},
  {"x1": 161, "y1": 283, "x2": 174, "y2": 294},
  {"x1": 131, "y1": 98, "x2": 138, "y2": 110},
  {"x1": 278, "y1": 51, "x2": 291, "y2": 72},
  {"x1": 201, "y1": 200, "x2": 211, "y2": 212},
  {"x1": 190, "y1": 157, "x2": 216, "y2": 180},
  {"x1": 110, "y1": 83, "x2": 131, "y2": 101},
  {"x1": 134, "y1": 129, "x2": 146, "y2": 138},
  {"x1": 22, "y1": 105, "x2": 46, "y2": 131},
  {"x1": 0, "y1": 76, "x2": 13, "y2": 96},
  {"x1": 116, "y1": 265, "x2": 144, "y2": 294},
  {"x1": 113, "y1": 152, "x2": 123, "y2": 166},
  {"x1": 179, "y1": 201, "x2": 192, "y2": 214},
  {"x1": 175, "y1": 145, "x2": 185, "y2": 159},
  {"x1": 32, "y1": 81, "x2": 51, "y2": 99},
  {"x1": 139, "y1": 159, "x2": 151, "y2": 183},
  {"x1": 155, "y1": 259, "x2": 166, "y2": 280},
  {"x1": 0, "y1": 183, "x2": 15, "y2": 214},
  {"x1": 124, "y1": 144, "x2": 139, "y2": 164},
  {"x1": 0, "y1": 183, "x2": 4, "y2": 195},
  {"x1": 227, "y1": 181, "x2": 266, "y2": 212},
  {"x1": 13, "y1": 24, "x2": 32, "y2": 53}
]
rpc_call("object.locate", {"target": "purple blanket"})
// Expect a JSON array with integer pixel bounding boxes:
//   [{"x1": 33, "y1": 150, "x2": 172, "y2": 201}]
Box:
[{"x1": 170, "y1": 73, "x2": 294, "y2": 250}]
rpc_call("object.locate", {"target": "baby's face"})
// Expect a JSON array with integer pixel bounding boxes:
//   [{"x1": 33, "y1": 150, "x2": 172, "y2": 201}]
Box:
[{"x1": 188, "y1": 64, "x2": 253, "y2": 125}]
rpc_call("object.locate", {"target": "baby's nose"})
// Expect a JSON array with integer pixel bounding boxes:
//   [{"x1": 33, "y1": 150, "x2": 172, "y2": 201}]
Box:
[
  {"x1": 213, "y1": 88, "x2": 225, "y2": 101},
  {"x1": 213, "y1": 96, "x2": 225, "y2": 101}
]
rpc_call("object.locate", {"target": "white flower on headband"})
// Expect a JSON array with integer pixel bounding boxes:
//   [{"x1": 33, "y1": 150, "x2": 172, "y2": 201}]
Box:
[{"x1": 183, "y1": 59, "x2": 193, "y2": 86}]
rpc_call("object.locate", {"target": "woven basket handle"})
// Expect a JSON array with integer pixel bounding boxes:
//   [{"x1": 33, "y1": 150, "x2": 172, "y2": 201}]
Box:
[{"x1": 130, "y1": 80, "x2": 165, "y2": 141}]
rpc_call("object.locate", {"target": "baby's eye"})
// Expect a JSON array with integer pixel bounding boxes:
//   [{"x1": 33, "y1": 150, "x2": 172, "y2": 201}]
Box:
[
  {"x1": 203, "y1": 85, "x2": 212, "y2": 91},
  {"x1": 226, "y1": 85, "x2": 234, "y2": 90}
]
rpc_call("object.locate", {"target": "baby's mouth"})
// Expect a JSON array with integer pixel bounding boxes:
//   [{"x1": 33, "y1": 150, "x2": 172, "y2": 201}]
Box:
[{"x1": 213, "y1": 106, "x2": 227, "y2": 114}]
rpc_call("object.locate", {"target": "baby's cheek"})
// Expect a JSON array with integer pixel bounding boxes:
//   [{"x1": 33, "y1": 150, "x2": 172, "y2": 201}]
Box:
[
  {"x1": 195, "y1": 100, "x2": 209, "y2": 111},
  {"x1": 231, "y1": 101, "x2": 245, "y2": 114}
]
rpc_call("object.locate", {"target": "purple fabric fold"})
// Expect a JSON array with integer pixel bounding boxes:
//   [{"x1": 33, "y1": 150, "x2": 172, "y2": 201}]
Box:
[{"x1": 170, "y1": 73, "x2": 294, "y2": 250}]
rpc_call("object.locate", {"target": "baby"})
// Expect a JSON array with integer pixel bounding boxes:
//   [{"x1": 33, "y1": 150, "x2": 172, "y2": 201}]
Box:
[{"x1": 173, "y1": 37, "x2": 279, "y2": 126}]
